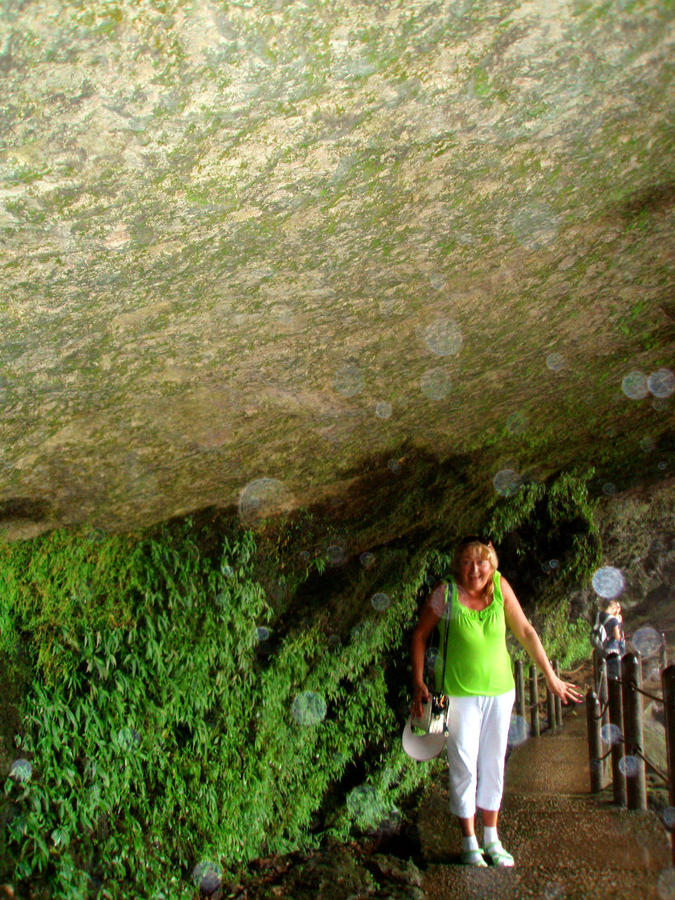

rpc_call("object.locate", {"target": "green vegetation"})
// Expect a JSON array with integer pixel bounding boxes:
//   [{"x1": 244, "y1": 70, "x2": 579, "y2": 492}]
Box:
[
  {"x1": 0, "y1": 470, "x2": 610, "y2": 897},
  {"x1": 486, "y1": 471, "x2": 601, "y2": 669},
  {"x1": 0, "y1": 520, "x2": 432, "y2": 899},
  {"x1": 486, "y1": 470, "x2": 602, "y2": 596}
]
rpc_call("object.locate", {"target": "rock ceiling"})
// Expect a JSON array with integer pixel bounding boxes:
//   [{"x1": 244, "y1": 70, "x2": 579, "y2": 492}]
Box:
[{"x1": 0, "y1": 0, "x2": 673, "y2": 539}]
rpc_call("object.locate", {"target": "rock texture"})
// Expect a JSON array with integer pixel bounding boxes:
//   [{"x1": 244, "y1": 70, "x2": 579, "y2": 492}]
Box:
[{"x1": 0, "y1": 0, "x2": 673, "y2": 537}]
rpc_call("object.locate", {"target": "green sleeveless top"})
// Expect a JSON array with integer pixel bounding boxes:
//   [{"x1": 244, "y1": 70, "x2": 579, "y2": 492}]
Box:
[{"x1": 433, "y1": 571, "x2": 515, "y2": 697}]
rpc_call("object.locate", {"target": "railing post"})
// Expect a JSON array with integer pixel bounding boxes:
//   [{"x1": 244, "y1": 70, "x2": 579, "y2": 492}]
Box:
[
  {"x1": 607, "y1": 668, "x2": 626, "y2": 807},
  {"x1": 554, "y1": 659, "x2": 563, "y2": 728},
  {"x1": 586, "y1": 689, "x2": 604, "y2": 793},
  {"x1": 547, "y1": 681, "x2": 556, "y2": 732},
  {"x1": 663, "y1": 665, "x2": 675, "y2": 865},
  {"x1": 598, "y1": 658, "x2": 609, "y2": 778},
  {"x1": 592, "y1": 648, "x2": 601, "y2": 691},
  {"x1": 621, "y1": 652, "x2": 647, "y2": 810},
  {"x1": 515, "y1": 659, "x2": 526, "y2": 723},
  {"x1": 529, "y1": 665, "x2": 540, "y2": 737}
]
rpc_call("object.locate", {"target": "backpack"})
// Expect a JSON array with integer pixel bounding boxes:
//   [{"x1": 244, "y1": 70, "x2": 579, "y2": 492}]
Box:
[{"x1": 590, "y1": 612, "x2": 608, "y2": 654}]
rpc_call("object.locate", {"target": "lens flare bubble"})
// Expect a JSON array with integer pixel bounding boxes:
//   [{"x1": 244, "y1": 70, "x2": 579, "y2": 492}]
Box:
[
  {"x1": 9, "y1": 759, "x2": 32, "y2": 783},
  {"x1": 543, "y1": 882, "x2": 566, "y2": 900},
  {"x1": 618, "y1": 755, "x2": 640, "y2": 777},
  {"x1": 511, "y1": 202, "x2": 558, "y2": 250},
  {"x1": 238, "y1": 478, "x2": 293, "y2": 527},
  {"x1": 326, "y1": 544, "x2": 347, "y2": 567},
  {"x1": 653, "y1": 397, "x2": 670, "y2": 412},
  {"x1": 221, "y1": 564, "x2": 234, "y2": 578},
  {"x1": 271, "y1": 303, "x2": 294, "y2": 325},
  {"x1": 375, "y1": 401, "x2": 392, "y2": 419},
  {"x1": 633, "y1": 626, "x2": 663, "y2": 658},
  {"x1": 430, "y1": 273, "x2": 446, "y2": 290},
  {"x1": 291, "y1": 691, "x2": 327, "y2": 726},
  {"x1": 371, "y1": 592, "x2": 391, "y2": 611},
  {"x1": 621, "y1": 371, "x2": 649, "y2": 400},
  {"x1": 657, "y1": 867, "x2": 675, "y2": 900},
  {"x1": 602, "y1": 482, "x2": 616, "y2": 496},
  {"x1": 256, "y1": 626, "x2": 270, "y2": 642},
  {"x1": 424, "y1": 318, "x2": 463, "y2": 357},
  {"x1": 191, "y1": 861, "x2": 222, "y2": 893},
  {"x1": 493, "y1": 468, "x2": 522, "y2": 497},
  {"x1": 662, "y1": 808, "x2": 675, "y2": 829},
  {"x1": 549, "y1": 559, "x2": 560, "y2": 570},
  {"x1": 508, "y1": 715, "x2": 529, "y2": 747},
  {"x1": 506, "y1": 411, "x2": 529, "y2": 435},
  {"x1": 420, "y1": 368, "x2": 452, "y2": 401},
  {"x1": 332, "y1": 364, "x2": 364, "y2": 397},
  {"x1": 429, "y1": 590, "x2": 448, "y2": 619},
  {"x1": 658, "y1": 461, "x2": 668, "y2": 471},
  {"x1": 351, "y1": 620, "x2": 373, "y2": 642},
  {"x1": 591, "y1": 566, "x2": 625, "y2": 599},
  {"x1": 346, "y1": 784, "x2": 378, "y2": 819},
  {"x1": 359, "y1": 552, "x2": 376, "y2": 569},
  {"x1": 546, "y1": 352, "x2": 566, "y2": 372},
  {"x1": 648, "y1": 368, "x2": 675, "y2": 399},
  {"x1": 118, "y1": 727, "x2": 140, "y2": 750},
  {"x1": 425, "y1": 647, "x2": 439, "y2": 666},
  {"x1": 601, "y1": 723, "x2": 622, "y2": 746}
]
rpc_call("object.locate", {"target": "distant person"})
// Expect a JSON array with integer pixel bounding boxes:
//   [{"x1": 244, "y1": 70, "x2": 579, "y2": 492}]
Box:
[
  {"x1": 411, "y1": 536, "x2": 582, "y2": 868},
  {"x1": 591, "y1": 598, "x2": 626, "y2": 653},
  {"x1": 592, "y1": 598, "x2": 626, "y2": 677},
  {"x1": 605, "y1": 599, "x2": 626, "y2": 654}
]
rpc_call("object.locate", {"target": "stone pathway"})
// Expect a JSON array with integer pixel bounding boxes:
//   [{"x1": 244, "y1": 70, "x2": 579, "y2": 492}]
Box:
[{"x1": 418, "y1": 706, "x2": 673, "y2": 899}]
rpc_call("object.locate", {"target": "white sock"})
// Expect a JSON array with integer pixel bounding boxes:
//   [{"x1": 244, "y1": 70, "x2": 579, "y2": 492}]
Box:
[
  {"x1": 462, "y1": 835, "x2": 479, "y2": 852},
  {"x1": 483, "y1": 826, "x2": 498, "y2": 846}
]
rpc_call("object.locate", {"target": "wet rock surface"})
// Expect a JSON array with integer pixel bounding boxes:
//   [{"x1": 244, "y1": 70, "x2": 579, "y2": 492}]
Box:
[{"x1": 0, "y1": 0, "x2": 673, "y2": 537}]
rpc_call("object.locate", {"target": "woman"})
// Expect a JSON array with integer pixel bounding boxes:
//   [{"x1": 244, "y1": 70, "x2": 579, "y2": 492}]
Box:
[{"x1": 411, "y1": 536, "x2": 582, "y2": 867}]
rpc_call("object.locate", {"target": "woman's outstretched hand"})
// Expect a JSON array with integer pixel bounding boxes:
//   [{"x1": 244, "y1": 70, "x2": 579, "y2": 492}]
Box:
[
  {"x1": 411, "y1": 682, "x2": 431, "y2": 720},
  {"x1": 546, "y1": 673, "x2": 583, "y2": 705}
]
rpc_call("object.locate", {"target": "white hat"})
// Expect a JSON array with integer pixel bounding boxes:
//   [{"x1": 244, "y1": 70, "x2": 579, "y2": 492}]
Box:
[{"x1": 401, "y1": 715, "x2": 446, "y2": 761}]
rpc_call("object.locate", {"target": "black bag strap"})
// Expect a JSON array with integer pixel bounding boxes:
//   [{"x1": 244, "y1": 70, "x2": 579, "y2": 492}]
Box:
[{"x1": 439, "y1": 580, "x2": 452, "y2": 694}]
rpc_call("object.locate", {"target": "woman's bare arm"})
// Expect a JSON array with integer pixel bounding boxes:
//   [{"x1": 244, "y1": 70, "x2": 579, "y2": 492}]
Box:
[
  {"x1": 410, "y1": 583, "x2": 443, "y2": 718},
  {"x1": 502, "y1": 576, "x2": 582, "y2": 704}
]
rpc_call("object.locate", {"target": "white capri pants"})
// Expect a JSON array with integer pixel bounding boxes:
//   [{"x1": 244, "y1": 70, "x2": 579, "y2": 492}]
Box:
[{"x1": 445, "y1": 689, "x2": 515, "y2": 818}]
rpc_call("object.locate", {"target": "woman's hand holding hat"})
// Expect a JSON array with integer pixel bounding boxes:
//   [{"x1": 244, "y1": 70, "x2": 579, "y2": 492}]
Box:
[{"x1": 411, "y1": 681, "x2": 430, "y2": 720}]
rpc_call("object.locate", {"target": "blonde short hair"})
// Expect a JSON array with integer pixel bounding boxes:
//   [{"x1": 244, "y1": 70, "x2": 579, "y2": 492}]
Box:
[
  {"x1": 451, "y1": 538, "x2": 498, "y2": 599},
  {"x1": 452, "y1": 538, "x2": 498, "y2": 572}
]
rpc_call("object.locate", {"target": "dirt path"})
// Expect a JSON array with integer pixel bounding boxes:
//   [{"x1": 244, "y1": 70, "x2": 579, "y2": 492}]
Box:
[{"x1": 418, "y1": 706, "x2": 673, "y2": 899}]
